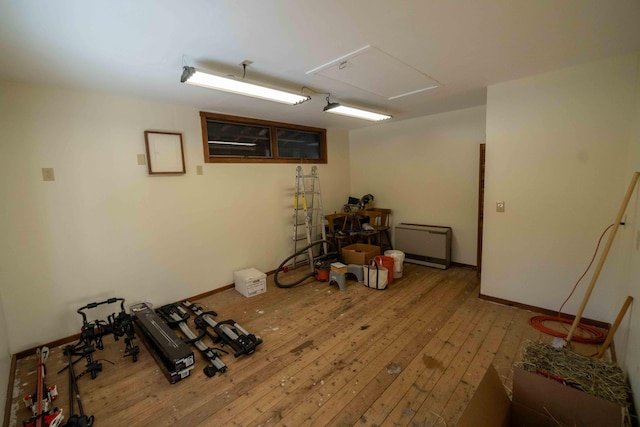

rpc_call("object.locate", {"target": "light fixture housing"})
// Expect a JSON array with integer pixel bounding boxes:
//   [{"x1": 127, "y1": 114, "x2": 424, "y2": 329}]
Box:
[
  {"x1": 181, "y1": 66, "x2": 310, "y2": 105},
  {"x1": 323, "y1": 100, "x2": 392, "y2": 122}
]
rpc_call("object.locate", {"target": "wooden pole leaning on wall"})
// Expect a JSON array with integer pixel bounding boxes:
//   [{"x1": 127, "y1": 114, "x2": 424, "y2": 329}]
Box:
[
  {"x1": 564, "y1": 171, "x2": 640, "y2": 346},
  {"x1": 597, "y1": 296, "x2": 633, "y2": 359}
]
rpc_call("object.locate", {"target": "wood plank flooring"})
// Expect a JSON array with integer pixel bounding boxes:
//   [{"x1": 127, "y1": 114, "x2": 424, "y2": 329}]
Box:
[{"x1": 7, "y1": 264, "x2": 603, "y2": 427}]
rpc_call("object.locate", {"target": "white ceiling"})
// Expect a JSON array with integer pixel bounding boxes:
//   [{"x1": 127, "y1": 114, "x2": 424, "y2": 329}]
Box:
[{"x1": 1, "y1": 0, "x2": 639, "y2": 130}]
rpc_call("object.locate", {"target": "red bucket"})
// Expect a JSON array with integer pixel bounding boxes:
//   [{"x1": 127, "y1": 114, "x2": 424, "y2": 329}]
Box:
[{"x1": 375, "y1": 255, "x2": 395, "y2": 285}]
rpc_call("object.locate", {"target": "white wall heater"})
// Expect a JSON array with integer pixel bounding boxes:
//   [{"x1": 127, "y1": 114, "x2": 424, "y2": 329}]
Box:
[{"x1": 394, "y1": 223, "x2": 452, "y2": 269}]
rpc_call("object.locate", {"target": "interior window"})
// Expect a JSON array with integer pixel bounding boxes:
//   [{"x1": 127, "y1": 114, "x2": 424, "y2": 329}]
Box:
[{"x1": 200, "y1": 112, "x2": 327, "y2": 164}]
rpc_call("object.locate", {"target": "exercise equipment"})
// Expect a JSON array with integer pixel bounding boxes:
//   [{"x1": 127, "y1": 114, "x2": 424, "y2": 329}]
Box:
[
  {"x1": 22, "y1": 347, "x2": 64, "y2": 427},
  {"x1": 131, "y1": 302, "x2": 195, "y2": 384},
  {"x1": 157, "y1": 303, "x2": 227, "y2": 377},
  {"x1": 183, "y1": 301, "x2": 263, "y2": 358},
  {"x1": 66, "y1": 297, "x2": 139, "y2": 380},
  {"x1": 61, "y1": 345, "x2": 94, "y2": 427}
]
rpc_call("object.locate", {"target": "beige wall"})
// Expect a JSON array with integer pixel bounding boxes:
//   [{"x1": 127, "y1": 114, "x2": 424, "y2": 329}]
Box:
[
  {"x1": 622, "y1": 55, "x2": 640, "y2": 411},
  {"x1": 349, "y1": 106, "x2": 486, "y2": 266},
  {"x1": 484, "y1": 53, "x2": 640, "y2": 408},
  {"x1": 0, "y1": 293, "x2": 9, "y2": 422},
  {"x1": 483, "y1": 53, "x2": 637, "y2": 321},
  {"x1": 0, "y1": 81, "x2": 351, "y2": 354}
]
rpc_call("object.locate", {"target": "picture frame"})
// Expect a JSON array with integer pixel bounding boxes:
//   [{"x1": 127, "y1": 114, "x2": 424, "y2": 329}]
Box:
[{"x1": 144, "y1": 131, "x2": 186, "y2": 174}]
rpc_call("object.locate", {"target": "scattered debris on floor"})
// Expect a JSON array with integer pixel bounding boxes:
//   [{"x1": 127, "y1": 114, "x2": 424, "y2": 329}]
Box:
[{"x1": 386, "y1": 362, "x2": 402, "y2": 375}]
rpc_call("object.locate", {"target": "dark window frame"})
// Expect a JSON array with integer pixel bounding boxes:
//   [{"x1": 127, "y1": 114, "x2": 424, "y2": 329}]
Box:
[{"x1": 199, "y1": 111, "x2": 327, "y2": 164}]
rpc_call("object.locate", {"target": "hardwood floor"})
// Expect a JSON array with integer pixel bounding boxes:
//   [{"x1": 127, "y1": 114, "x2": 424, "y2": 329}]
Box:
[{"x1": 7, "y1": 264, "x2": 602, "y2": 427}]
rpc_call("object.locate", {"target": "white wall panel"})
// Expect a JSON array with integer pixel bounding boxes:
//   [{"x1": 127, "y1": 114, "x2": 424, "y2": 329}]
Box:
[
  {"x1": 349, "y1": 106, "x2": 486, "y2": 266},
  {"x1": 0, "y1": 81, "x2": 350, "y2": 353}
]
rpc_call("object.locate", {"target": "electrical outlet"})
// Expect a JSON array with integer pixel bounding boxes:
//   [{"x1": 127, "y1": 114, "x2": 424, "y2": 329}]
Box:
[
  {"x1": 496, "y1": 201, "x2": 505, "y2": 213},
  {"x1": 196, "y1": 165, "x2": 203, "y2": 175},
  {"x1": 42, "y1": 168, "x2": 55, "y2": 181},
  {"x1": 137, "y1": 154, "x2": 147, "y2": 165}
]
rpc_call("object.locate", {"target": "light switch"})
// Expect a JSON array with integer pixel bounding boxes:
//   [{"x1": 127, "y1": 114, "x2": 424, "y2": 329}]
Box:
[
  {"x1": 137, "y1": 154, "x2": 147, "y2": 165},
  {"x1": 42, "y1": 168, "x2": 55, "y2": 181},
  {"x1": 196, "y1": 165, "x2": 203, "y2": 175},
  {"x1": 496, "y1": 201, "x2": 505, "y2": 213}
]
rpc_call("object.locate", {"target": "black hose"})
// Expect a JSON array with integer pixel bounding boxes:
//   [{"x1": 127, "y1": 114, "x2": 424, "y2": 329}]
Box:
[{"x1": 274, "y1": 240, "x2": 336, "y2": 288}]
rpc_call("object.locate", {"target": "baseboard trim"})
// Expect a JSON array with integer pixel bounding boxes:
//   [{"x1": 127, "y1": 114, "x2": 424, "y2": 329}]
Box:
[
  {"x1": 479, "y1": 293, "x2": 611, "y2": 330},
  {"x1": 14, "y1": 284, "x2": 237, "y2": 359},
  {"x1": 181, "y1": 268, "x2": 276, "y2": 301},
  {"x1": 13, "y1": 270, "x2": 279, "y2": 360},
  {"x1": 182, "y1": 283, "x2": 235, "y2": 302},
  {"x1": 451, "y1": 262, "x2": 477, "y2": 270},
  {"x1": 14, "y1": 334, "x2": 81, "y2": 360},
  {"x1": 6, "y1": 267, "x2": 270, "y2": 421}
]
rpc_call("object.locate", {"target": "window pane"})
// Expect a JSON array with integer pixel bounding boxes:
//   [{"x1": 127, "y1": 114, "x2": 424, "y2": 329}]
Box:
[
  {"x1": 200, "y1": 112, "x2": 327, "y2": 163},
  {"x1": 206, "y1": 120, "x2": 272, "y2": 157},
  {"x1": 276, "y1": 129, "x2": 321, "y2": 160}
]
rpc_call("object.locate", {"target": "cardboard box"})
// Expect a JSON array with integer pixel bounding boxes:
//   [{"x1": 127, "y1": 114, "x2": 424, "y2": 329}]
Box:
[
  {"x1": 458, "y1": 365, "x2": 625, "y2": 427},
  {"x1": 234, "y1": 267, "x2": 267, "y2": 298},
  {"x1": 341, "y1": 243, "x2": 380, "y2": 265}
]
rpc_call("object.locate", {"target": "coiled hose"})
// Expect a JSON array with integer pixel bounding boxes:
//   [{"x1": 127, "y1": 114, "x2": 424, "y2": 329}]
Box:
[
  {"x1": 274, "y1": 240, "x2": 336, "y2": 288},
  {"x1": 529, "y1": 223, "x2": 614, "y2": 344}
]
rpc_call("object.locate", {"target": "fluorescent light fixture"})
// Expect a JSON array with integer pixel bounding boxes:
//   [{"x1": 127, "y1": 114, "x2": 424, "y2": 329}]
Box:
[
  {"x1": 208, "y1": 141, "x2": 256, "y2": 146},
  {"x1": 181, "y1": 66, "x2": 310, "y2": 105},
  {"x1": 323, "y1": 101, "x2": 392, "y2": 121}
]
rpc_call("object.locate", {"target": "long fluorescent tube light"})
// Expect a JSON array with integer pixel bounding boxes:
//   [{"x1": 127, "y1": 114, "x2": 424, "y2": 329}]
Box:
[
  {"x1": 208, "y1": 141, "x2": 256, "y2": 146},
  {"x1": 323, "y1": 102, "x2": 392, "y2": 121},
  {"x1": 181, "y1": 66, "x2": 309, "y2": 105}
]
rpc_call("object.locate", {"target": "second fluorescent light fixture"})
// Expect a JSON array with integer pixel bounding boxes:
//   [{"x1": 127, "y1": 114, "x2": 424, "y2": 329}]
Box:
[
  {"x1": 181, "y1": 66, "x2": 310, "y2": 105},
  {"x1": 323, "y1": 101, "x2": 392, "y2": 122}
]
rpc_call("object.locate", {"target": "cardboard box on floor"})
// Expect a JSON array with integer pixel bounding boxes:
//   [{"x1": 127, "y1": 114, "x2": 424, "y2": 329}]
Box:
[
  {"x1": 458, "y1": 365, "x2": 625, "y2": 427},
  {"x1": 341, "y1": 243, "x2": 380, "y2": 266}
]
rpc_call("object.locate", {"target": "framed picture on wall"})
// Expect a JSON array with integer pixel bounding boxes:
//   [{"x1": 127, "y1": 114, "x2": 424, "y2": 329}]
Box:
[{"x1": 144, "y1": 131, "x2": 186, "y2": 174}]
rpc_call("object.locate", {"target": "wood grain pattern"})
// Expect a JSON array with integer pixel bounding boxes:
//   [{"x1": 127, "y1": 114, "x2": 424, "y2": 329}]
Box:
[{"x1": 7, "y1": 264, "x2": 603, "y2": 427}]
